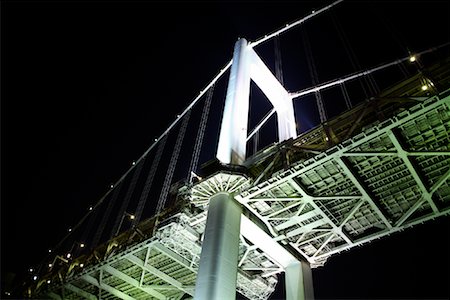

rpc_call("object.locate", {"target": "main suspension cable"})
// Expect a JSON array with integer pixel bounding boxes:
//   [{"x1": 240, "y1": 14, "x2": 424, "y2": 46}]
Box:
[{"x1": 250, "y1": 0, "x2": 344, "y2": 48}]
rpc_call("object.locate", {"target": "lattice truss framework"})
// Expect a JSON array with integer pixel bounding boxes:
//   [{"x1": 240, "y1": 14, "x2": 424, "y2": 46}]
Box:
[
  {"x1": 235, "y1": 92, "x2": 450, "y2": 267},
  {"x1": 44, "y1": 93, "x2": 450, "y2": 300},
  {"x1": 47, "y1": 173, "x2": 278, "y2": 300}
]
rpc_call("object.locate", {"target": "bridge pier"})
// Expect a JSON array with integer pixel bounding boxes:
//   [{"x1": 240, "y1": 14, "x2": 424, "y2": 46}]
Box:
[
  {"x1": 193, "y1": 192, "x2": 242, "y2": 300},
  {"x1": 285, "y1": 261, "x2": 314, "y2": 300}
]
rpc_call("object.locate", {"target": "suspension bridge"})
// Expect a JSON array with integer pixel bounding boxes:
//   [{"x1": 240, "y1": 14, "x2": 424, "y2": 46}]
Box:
[{"x1": 9, "y1": 1, "x2": 450, "y2": 299}]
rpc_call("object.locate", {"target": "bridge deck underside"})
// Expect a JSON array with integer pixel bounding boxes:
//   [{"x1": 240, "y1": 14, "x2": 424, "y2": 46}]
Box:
[
  {"x1": 36, "y1": 60, "x2": 450, "y2": 299},
  {"x1": 237, "y1": 92, "x2": 450, "y2": 267},
  {"x1": 45, "y1": 210, "x2": 279, "y2": 300}
]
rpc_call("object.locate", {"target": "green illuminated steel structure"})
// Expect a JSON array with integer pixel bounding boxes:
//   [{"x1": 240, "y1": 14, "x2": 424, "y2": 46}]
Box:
[
  {"x1": 24, "y1": 2, "x2": 450, "y2": 299},
  {"x1": 27, "y1": 51, "x2": 450, "y2": 300}
]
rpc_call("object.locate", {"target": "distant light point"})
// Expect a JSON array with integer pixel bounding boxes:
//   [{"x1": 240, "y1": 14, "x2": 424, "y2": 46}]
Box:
[
  {"x1": 409, "y1": 55, "x2": 416, "y2": 62},
  {"x1": 80, "y1": 263, "x2": 84, "y2": 268},
  {"x1": 421, "y1": 84, "x2": 428, "y2": 91},
  {"x1": 33, "y1": 276, "x2": 38, "y2": 281}
]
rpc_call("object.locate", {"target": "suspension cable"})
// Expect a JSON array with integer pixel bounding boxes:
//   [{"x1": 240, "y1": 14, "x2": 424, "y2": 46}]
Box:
[
  {"x1": 329, "y1": 9, "x2": 369, "y2": 99},
  {"x1": 133, "y1": 135, "x2": 167, "y2": 225},
  {"x1": 290, "y1": 43, "x2": 448, "y2": 99},
  {"x1": 250, "y1": 0, "x2": 344, "y2": 48},
  {"x1": 110, "y1": 157, "x2": 146, "y2": 238},
  {"x1": 248, "y1": 43, "x2": 449, "y2": 135},
  {"x1": 302, "y1": 27, "x2": 327, "y2": 123},
  {"x1": 156, "y1": 110, "x2": 191, "y2": 215},
  {"x1": 340, "y1": 82, "x2": 352, "y2": 109},
  {"x1": 78, "y1": 208, "x2": 97, "y2": 253},
  {"x1": 91, "y1": 182, "x2": 122, "y2": 248},
  {"x1": 188, "y1": 85, "x2": 215, "y2": 183}
]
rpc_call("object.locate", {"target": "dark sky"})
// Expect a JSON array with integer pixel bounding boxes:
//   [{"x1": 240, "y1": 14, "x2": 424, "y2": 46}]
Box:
[{"x1": 2, "y1": 1, "x2": 449, "y2": 299}]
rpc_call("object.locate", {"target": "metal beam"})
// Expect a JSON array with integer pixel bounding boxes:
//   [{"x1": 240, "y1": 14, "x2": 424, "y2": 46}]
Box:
[
  {"x1": 47, "y1": 292, "x2": 62, "y2": 300},
  {"x1": 335, "y1": 157, "x2": 393, "y2": 229},
  {"x1": 127, "y1": 254, "x2": 195, "y2": 296},
  {"x1": 239, "y1": 94, "x2": 448, "y2": 201},
  {"x1": 430, "y1": 167, "x2": 450, "y2": 194},
  {"x1": 102, "y1": 265, "x2": 166, "y2": 299},
  {"x1": 388, "y1": 130, "x2": 439, "y2": 212},
  {"x1": 288, "y1": 179, "x2": 354, "y2": 245},
  {"x1": 82, "y1": 274, "x2": 136, "y2": 300},
  {"x1": 395, "y1": 199, "x2": 426, "y2": 227},
  {"x1": 153, "y1": 242, "x2": 197, "y2": 274},
  {"x1": 314, "y1": 207, "x2": 450, "y2": 260},
  {"x1": 65, "y1": 283, "x2": 97, "y2": 300}
]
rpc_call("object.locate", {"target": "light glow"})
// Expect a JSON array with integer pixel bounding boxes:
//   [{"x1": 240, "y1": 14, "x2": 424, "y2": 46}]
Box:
[
  {"x1": 421, "y1": 84, "x2": 428, "y2": 91},
  {"x1": 33, "y1": 276, "x2": 38, "y2": 281},
  {"x1": 80, "y1": 263, "x2": 84, "y2": 268},
  {"x1": 409, "y1": 55, "x2": 416, "y2": 62},
  {"x1": 80, "y1": 243, "x2": 85, "y2": 248},
  {"x1": 66, "y1": 253, "x2": 71, "y2": 259},
  {"x1": 48, "y1": 263, "x2": 52, "y2": 268}
]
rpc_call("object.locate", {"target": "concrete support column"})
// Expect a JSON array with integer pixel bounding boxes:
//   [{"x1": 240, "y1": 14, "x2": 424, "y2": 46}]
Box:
[
  {"x1": 285, "y1": 261, "x2": 314, "y2": 300},
  {"x1": 194, "y1": 192, "x2": 242, "y2": 300}
]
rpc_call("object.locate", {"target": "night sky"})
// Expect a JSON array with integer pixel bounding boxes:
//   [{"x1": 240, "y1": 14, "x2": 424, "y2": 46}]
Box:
[{"x1": 2, "y1": 1, "x2": 450, "y2": 299}]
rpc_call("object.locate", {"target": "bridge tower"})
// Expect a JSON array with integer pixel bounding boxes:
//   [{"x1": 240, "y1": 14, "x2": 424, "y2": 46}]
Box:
[{"x1": 194, "y1": 38, "x2": 312, "y2": 300}]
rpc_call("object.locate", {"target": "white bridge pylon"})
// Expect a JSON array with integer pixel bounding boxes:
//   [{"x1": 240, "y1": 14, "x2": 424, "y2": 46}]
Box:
[
  {"x1": 195, "y1": 38, "x2": 311, "y2": 300},
  {"x1": 216, "y1": 38, "x2": 297, "y2": 165}
]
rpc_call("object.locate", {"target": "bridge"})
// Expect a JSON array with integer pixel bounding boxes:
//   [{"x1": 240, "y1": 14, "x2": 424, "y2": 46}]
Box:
[{"x1": 4, "y1": 1, "x2": 450, "y2": 299}]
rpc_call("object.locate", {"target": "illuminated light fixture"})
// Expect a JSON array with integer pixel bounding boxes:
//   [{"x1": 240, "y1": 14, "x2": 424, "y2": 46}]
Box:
[
  {"x1": 33, "y1": 276, "x2": 38, "y2": 281},
  {"x1": 129, "y1": 214, "x2": 135, "y2": 220},
  {"x1": 421, "y1": 84, "x2": 428, "y2": 91},
  {"x1": 48, "y1": 249, "x2": 52, "y2": 253},
  {"x1": 132, "y1": 161, "x2": 136, "y2": 166},
  {"x1": 47, "y1": 280, "x2": 51, "y2": 284},
  {"x1": 80, "y1": 263, "x2": 84, "y2": 268},
  {"x1": 29, "y1": 268, "x2": 34, "y2": 272},
  {"x1": 409, "y1": 55, "x2": 416, "y2": 62},
  {"x1": 325, "y1": 136, "x2": 329, "y2": 141},
  {"x1": 66, "y1": 253, "x2": 71, "y2": 259},
  {"x1": 5, "y1": 292, "x2": 11, "y2": 296},
  {"x1": 48, "y1": 263, "x2": 52, "y2": 268},
  {"x1": 110, "y1": 184, "x2": 114, "y2": 188},
  {"x1": 154, "y1": 138, "x2": 158, "y2": 142},
  {"x1": 80, "y1": 243, "x2": 85, "y2": 248},
  {"x1": 88, "y1": 206, "x2": 93, "y2": 211}
]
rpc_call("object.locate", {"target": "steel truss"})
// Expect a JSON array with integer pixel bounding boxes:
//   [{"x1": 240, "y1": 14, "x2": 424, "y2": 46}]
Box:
[{"x1": 235, "y1": 91, "x2": 450, "y2": 267}]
